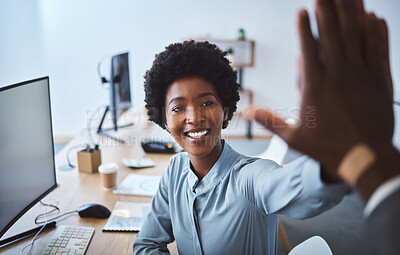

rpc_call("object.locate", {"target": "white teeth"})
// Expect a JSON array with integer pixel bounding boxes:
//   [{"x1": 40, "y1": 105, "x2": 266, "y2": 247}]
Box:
[{"x1": 187, "y1": 130, "x2": 208, "y2": 138}]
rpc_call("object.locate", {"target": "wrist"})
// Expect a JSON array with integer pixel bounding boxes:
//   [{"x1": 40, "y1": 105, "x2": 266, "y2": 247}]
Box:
[
  {"x1": 337, "y1": 143, "x2": 377, "y2": 186},
  {"x1": 356, "y1": 143, "x2": 400, "y2": 202}
]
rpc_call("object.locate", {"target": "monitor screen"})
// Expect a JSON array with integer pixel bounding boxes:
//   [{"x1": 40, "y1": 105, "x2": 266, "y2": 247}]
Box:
[
  {"x1": 110, "y1": 52, "x2": 131, "y2": 131},
  {"x1": 0, "y1": 77, "x2": 57, "y2": 239}
]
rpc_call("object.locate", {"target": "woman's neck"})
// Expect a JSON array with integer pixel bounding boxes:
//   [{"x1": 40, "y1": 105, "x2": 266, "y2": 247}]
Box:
[{"x1": 189, "y1": 140, "x2": 224, "y2": 181}]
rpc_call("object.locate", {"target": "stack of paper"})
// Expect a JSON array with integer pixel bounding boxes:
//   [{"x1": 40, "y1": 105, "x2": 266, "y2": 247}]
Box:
[
  {"x1": 113, "y1": 174, "x2": 161, "y2": 196},
  {"x1": 102, "y1": 201, "x2": 151, "y2": 232}
]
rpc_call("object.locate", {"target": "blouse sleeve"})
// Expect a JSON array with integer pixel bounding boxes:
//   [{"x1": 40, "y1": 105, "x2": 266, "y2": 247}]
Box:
[
  {"x1": 236, "y1": 156, "x2": 350, "y2": 219},
  {"x1": 133, "y1": 162, "x2": 174, "y2": 254}
]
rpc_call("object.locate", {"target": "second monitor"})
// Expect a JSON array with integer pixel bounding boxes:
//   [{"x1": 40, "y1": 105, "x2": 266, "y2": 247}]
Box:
[{"x1": 97, "y1": 52, "x2": 133, "y2": 143}]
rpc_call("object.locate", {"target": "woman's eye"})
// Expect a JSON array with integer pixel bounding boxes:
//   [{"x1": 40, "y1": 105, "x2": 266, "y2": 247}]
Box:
[
  {"x1": 172, "y1": 106, "x2": 184, "y2": 112},
  {"x1": 202, "y1": 101, "x2": 214, "y2": 107}
]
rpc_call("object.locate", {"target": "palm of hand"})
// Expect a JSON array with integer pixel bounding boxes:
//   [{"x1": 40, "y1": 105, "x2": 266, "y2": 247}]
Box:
[{"x1": 292, "y1": 63, "x2": 394, "y2": 171}]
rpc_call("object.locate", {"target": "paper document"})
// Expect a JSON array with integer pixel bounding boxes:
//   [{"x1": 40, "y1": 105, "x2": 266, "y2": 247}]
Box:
[
  {"x1": 121, "y1": 158, "x2": 156, "y2": 168},
  {"x1": 113, "y1": 174, "x2": 161, "y2": 196},
  {"x1": 102, "y1": 201, "x2": 151, "y2": 232}
]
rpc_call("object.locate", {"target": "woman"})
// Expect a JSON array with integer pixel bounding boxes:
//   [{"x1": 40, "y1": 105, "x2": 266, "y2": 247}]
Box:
[{"x1": 133, "y1": 41, "x2": 348, "y2": 255}]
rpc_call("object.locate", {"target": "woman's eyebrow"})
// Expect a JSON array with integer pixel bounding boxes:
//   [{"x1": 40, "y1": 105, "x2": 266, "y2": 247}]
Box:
[
  {"x1": 168, "y1": 92, "x2": 216, "y2": 105},
  {"x1": 168, "y1": 92, "x2": 216, "y2": 106},
  {"x1": 198, "y1": 92, "x2": 216, "y2": 98},
  {"x1": 168, "y1": 97, "x2": 185, "y2": 106}
]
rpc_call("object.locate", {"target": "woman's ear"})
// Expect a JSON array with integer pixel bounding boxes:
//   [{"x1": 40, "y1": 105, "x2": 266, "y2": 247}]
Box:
[
  {"x1": 164, "y1": 121, "x2": 169, "y2": 132},
  {"x1": 224, "y1": 109, "x2": 228, "y2": 121}
]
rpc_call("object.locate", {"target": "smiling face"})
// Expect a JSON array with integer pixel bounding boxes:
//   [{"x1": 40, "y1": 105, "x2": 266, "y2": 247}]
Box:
[{"x1": 165, "y1": 76, "x2": 226, "y2": 159}]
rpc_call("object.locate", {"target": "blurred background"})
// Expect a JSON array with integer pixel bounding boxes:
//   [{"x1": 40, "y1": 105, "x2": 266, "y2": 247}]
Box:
[{"x1": 0, "y1": 0, "x2": 399, "y2": 148}]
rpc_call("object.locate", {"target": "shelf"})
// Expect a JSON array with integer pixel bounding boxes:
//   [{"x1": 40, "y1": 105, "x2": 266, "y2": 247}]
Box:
[{"x1": 191, "y1": 38, "x2": 255, "y2": 68}]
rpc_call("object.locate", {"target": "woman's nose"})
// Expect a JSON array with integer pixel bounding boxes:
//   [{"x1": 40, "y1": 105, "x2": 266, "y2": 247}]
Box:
[{"x1": 185, "y1": 108, "x2": 204, "y2": 124}]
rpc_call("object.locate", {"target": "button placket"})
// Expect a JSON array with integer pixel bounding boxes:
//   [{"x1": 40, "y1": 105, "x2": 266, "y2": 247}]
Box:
[{"x1": 188, "y1": 189, "x2": 203, "y2": 255}]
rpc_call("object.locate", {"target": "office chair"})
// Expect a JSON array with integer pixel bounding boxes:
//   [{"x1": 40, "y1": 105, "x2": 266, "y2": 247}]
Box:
[{"x1": 288, "y1": 236, "x2": 333, "y2": 255}]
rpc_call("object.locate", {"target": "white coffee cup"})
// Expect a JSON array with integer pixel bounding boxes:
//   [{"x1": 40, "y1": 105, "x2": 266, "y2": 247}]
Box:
[{"x1": 98, "y1": 162, "x2": 119, "y2": 190}]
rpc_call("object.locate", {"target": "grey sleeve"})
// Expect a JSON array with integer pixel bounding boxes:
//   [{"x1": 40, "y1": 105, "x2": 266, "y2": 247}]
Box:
[
  {"x1": 237, "y1": 156, "x2": 350, "y2": 219},
  {"x1": 364, "y1": 188, "x2": 400, "y2": 254}
]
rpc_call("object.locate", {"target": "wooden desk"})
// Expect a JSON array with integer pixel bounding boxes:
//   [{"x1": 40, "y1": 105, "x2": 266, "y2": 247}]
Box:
[
  {"x1": 0, "y1": 114, "x2": 271, "y2": 255},
  {"x1": 0, "y1": 123, "x2": 178, "y2": 255}
]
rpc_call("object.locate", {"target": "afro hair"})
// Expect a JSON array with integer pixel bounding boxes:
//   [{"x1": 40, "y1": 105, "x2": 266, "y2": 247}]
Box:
[{"x1": 144, "y1": 40, "x2": 240, "y2": 129}]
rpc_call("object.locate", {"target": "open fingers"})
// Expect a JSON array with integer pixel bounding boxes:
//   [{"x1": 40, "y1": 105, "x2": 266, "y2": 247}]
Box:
[
  {"x1": 378, "y1": 18, "x2": 393, "y2": 97},
  {"x1": 364, "y1": 13, "x2": 385, "y2": 77},
  {"x1": 296, "y1": 55, "x2": 305, "y2": 94},
  {"x1": 297, "y1": 10, "x2": 321, "y2": 82},
  {"x1": 333, "y1": 0, "x2": 364, "y2": 63},
  {"x1": 315, "y1": 0, "x2": 343, "y2": 66}
]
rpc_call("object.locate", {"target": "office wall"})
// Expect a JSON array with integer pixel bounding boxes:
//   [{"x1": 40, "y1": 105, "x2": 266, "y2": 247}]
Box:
[
  {"x1": 37, "y1": 0, "x2": 315, "y2": 136},
  {"x1": 1, "y1": 0, "x2": 399, "y2": 148},
  {"x1": 0, "y1": 1, "x2": 46, "y2": 86}
]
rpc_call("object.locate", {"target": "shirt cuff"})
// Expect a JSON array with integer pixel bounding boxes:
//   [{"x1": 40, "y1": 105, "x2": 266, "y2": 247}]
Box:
[{"x1": 364, "y1": 174, "x2": 400, "y2": 217}]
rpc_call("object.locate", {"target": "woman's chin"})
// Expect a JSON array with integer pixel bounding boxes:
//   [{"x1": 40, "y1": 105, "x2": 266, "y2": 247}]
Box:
[{"x1": 180, "y1": 135, "x2": 222, "y2": 157}]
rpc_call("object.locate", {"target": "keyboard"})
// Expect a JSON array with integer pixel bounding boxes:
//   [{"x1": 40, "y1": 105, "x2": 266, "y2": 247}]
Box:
[{"x1": 41, "y1": 225, "x2": 94, "y2": 255}]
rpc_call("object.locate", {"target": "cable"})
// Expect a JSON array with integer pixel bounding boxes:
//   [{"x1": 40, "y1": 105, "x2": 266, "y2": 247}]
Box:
[
  {"x1": 67, "y1": 144, "x2": 88, "y2": 168},
  {"x1": 35, "y1": 198, "x2": 77, "y2": 225},
  {"x1": 35, "y1": 210, "x2": 77, "y2": 225},
  {"x1": 40, "y1": 200, "x2": 60, "y2": 211},
  {"x1": 34, "y1": 201, "x2": 60, "y2": 225},
  {"x1": 59, "y1": 104, "x2": 107, "y2": 170},
  {"x1": 19, "y1": 203, "x2": 50, "y2": 254},
  {"x1": 59, "y1": 104, "x2": 106, "y2": 170},
  {"x1": 87, "y1": 105, "x2": 107, "y2": 147},
  {"x1": 34, "y1": 207, "x2": 60, "y2": 223},
  {"x1": 58, "y1": 144, "x2": 88, "y2": 170},
  {"x1": 34, "y1": 199, "x2": 78, "y2": 225},
  {"x1": 97, "y1": 55, "x2": 111, "y2": 89},
  {"x1": 18, "y1": 197, "x2": 73, "y2": 254}
]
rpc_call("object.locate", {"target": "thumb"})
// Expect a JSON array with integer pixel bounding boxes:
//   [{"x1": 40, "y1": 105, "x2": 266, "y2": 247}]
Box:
[{"x1": 245, "y1": 107, "x2": 293, "y2": 140}]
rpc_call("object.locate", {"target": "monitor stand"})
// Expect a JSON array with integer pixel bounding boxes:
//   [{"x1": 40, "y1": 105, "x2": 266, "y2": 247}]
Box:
[
  {"x1": 0, "y1": 221, "x2": 56, "y2": 247},
  {"x1": 96, "y1": 106, "x2": 134, "y2": 143}
]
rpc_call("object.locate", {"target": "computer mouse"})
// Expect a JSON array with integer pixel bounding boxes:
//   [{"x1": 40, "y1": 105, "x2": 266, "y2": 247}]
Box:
[{"x1": 77, "y1": 204, "x2": 111, "y2": 219}]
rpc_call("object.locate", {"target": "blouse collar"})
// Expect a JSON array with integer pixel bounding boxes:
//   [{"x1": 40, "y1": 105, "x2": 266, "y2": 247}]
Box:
[{"x1": 185, "y1": 140, "x2": 242, "y2": 193}]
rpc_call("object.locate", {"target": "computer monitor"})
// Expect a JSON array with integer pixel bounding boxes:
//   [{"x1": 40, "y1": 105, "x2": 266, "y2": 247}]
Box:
[
  {"x1": 97, "y1": 52, "x2": 133, "y2": 143},
  {"x1": 110, "y1": 52, "x2": 131, "y2": 131},
  {"x1": 0, "y1": 77, "x2": 57, "y2": 240}
]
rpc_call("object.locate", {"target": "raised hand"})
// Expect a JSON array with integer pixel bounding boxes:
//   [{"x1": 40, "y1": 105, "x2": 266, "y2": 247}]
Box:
[{"x1": 246, "y1": 0, "x2": 395, "y2": 184}]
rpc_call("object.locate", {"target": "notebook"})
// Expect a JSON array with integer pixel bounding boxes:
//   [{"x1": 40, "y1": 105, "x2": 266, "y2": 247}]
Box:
[
  {"x1": 113, "y1": 174, "x2": 161, "y2": 196},
  {"x1": 102, "y1": 201, "x2": 151, "y2": 232}
]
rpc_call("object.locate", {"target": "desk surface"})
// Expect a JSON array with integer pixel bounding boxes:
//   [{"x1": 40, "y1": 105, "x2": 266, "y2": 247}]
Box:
[
  {"x1": 0, "y1": 123, "x2": 178, "y2": 255},
  {"x1": 0, "y1": 121, "x2": 271, "y2": 255}
]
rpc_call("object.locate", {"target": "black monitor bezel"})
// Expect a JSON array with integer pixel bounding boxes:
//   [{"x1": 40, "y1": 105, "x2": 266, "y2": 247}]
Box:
[
  {"x1": 110, "y1": 52, "x2": 132, "y2": 131},
  {"x1": 0, "y1": 76, "x2": 58, "y2": 239}
]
